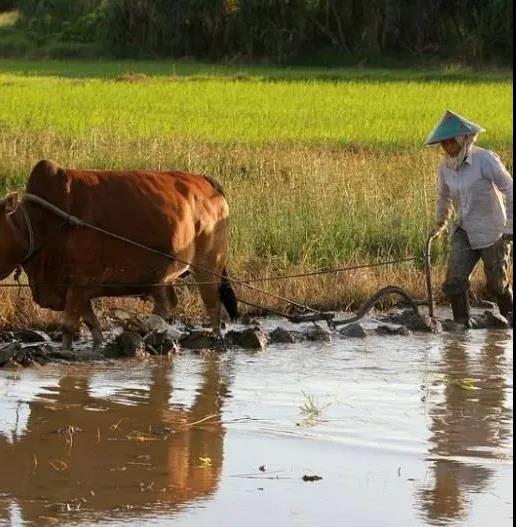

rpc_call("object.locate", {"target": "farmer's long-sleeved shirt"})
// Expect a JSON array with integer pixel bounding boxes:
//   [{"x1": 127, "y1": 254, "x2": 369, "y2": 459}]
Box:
[{"x1": 436, "y1": 146, "x2": 513, "y2": 249}]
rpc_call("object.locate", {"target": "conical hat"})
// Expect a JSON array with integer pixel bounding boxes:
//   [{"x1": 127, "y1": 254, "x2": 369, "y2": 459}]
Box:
[{"x1": 424, "y1": 110, "x2": 485, "y2": 146}]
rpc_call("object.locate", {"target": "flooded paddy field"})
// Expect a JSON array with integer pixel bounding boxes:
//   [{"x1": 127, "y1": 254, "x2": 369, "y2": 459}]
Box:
[{"x1": 0, "y1": 316, "x2": 512, "y2": 527}]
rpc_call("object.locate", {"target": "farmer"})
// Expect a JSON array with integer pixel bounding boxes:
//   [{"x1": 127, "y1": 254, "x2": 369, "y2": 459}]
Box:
[{"x1": 426, "y1": 110, "x2": 513, "y2": 327}]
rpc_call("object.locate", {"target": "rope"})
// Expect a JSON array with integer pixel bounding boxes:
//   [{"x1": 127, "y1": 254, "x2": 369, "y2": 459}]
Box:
[
  {"x1": 0, "y1": 253, "x2": 423, "y2": 325},
  {"x1": 233, "y1": 256, "x2": 418, "y2": 284},
  {"x1": 19, "y1": 203, "x2": 35, "y2": 263},
  {"x1": 5, "y1": 202, "x2": 35, "y2": 262},
  {"x1": 236, "y1": 298, "x2": 296, "y2": 319},
  {"x1": 0, "y1": 256, "x2": 418, "y2": 289},
  {"x1": 0, "y1": 193, "x2": 429, "y2": 323},
  {"x1": 17, "y1": 194, "x2": 324, "y2": 314}
]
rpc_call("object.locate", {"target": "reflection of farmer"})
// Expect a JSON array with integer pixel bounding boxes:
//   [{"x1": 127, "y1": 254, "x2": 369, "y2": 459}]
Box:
[
  {"x1": 417, "y1": 332, "x2": 512, "y2": 523},
  {"x1": 426, "y1": 110, "x2": 513, "y2": 327}
]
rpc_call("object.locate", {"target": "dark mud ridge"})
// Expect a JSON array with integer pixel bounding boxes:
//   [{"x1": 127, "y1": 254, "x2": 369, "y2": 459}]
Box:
[{"x1": 0, "y1": 308, "x2": 511, "y2": 368}]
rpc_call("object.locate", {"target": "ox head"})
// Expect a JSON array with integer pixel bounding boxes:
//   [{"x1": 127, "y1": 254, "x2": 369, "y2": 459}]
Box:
[{"x1": 0, "y1": 193, "x2": 26, "y2": 280}]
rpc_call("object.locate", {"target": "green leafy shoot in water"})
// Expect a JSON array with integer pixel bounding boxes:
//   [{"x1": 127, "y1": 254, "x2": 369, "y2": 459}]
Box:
[
  {"x1": 299, "y1": 391, "x2": 330, "y2": 423},
  {"x1": 441, "y1": 375, "x2": 481, "y2": 391}
]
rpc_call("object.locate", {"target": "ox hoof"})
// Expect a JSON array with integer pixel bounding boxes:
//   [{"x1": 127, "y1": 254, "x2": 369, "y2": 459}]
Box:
[
  {"x1": 62, "y1": 334, "x2": 74, "y2": 351},
  {"x1": 92, "y1": 332, "x2": 104, "y2": 349}
]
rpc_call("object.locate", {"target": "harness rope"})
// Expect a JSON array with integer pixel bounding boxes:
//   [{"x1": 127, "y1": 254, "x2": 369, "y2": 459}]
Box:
[
  {"x1": 9, "y1": 194, "x2": 323, "y2": 315},
  {"x1": 6, "y1": 201, "x2": 35, "y2": 263},
  {"x1": 2, "y1": 193, "x2": 435, "y2": 324},
  {"x1": 0, "y1": 256, "x2": 419, "y2": 289}
]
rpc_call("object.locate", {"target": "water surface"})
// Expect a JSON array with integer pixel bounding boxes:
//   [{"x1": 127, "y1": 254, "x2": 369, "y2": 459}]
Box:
[{"x1": 0, "y1": 323, "x2": 512, "y2": 526}]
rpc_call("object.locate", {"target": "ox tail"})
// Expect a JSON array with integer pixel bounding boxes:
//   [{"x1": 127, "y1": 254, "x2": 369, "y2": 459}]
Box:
[{"x1": 219, "y1": 267, "x2": 239, "y2": 321}]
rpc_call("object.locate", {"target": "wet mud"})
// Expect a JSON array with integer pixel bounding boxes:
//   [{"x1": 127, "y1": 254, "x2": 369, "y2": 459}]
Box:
[{"x1": 0, "y1": 307, "x2": 511, "y2": 369}]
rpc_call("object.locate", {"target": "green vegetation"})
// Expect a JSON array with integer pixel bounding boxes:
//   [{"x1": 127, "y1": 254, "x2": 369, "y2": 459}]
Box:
[
  {"x1": 0, "y1": 60, "x2": 512, "y2": 321},
  {"x1": 0, "y1": 10, "x2": 17, "y2": 27},
  {"x1": 0, "y1": 58, "x2": 512, "y2": 82},
  {"x1": 299, "y1": 391, "x2": 330, "y2": 425},
  {"x1": 1, "y1": 1, "x2": 513, "y2": 65},
  {"x1": 0, "y1": 62, "x2": 512, "y2": 149}
]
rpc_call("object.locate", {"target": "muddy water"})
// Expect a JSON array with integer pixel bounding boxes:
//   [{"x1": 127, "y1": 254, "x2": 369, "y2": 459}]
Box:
[{"x1": 0, "y1": 322, "x2": 512, "y2": 526}]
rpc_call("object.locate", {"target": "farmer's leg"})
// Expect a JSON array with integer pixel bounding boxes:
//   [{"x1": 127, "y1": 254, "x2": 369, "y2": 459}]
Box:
[
  {"x1": 481, "y1": 238, "x2": 513, "y2": 322},
  {"x1": 443, "y1": 228, "x2": 481, "y2": 326}
]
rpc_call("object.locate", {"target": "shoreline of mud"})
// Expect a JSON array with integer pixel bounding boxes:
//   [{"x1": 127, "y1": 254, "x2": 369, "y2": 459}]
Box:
[{"x1": 1, "y1": 305, "x2": 512, "y2": 369}]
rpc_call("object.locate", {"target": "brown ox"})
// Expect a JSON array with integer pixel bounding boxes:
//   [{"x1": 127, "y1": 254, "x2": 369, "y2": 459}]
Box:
[{"x1": 0, "y1": 160, "x2": 238, "y2": 349}]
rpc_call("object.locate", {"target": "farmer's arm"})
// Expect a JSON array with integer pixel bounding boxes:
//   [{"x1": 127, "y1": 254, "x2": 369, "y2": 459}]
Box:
[{"x1": 484, "y1": 151, "x2": 513, "y2": 236}]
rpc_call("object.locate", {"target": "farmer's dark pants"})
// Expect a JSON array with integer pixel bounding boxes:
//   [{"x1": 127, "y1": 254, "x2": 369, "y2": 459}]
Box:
[{"x1": 443, "y1": 227, "x2": 513, "y2": 316}]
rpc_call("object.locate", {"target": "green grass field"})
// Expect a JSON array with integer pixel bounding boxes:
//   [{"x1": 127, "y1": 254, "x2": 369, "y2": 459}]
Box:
[
  {"x1": 0, "y1": 60, "x2": 513, "y2": 321},
  {"x1": 0, "y1": 60, "x2": 512, "y2": 148}
]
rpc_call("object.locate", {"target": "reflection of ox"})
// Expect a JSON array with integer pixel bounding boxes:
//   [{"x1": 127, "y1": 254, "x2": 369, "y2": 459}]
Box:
[
  {"x1": 0, "y1": 356, "x2": 228, "y2": 525},
  {"x1": 0, "y1": 160, "x2": 238, "y2": 348}
]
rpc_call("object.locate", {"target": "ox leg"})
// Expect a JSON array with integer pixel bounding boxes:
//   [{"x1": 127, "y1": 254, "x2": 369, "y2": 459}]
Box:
[
  {"x1": 168, "y1": 285, "x2": 179, "y2": 310},
  {"x1": 62, "y1": 289, "x2": 87, "y2": 351},
  {"x1": 161, "y1": 285, "x2": 179, "y2": 323},
  {"x1": 152, "y1": 288, "x2": 171, "y2": 319},
  {"x1": 83, "y1": 300, "x2": 103, "y2": 348},
  {"x1": 195, "y1": 270, "x2": 222, "y2": 335}
]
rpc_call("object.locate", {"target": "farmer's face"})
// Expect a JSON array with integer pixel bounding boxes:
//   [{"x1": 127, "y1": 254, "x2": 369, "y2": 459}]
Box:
[{"x1": 440, "y1": 137, "x2": 461, "y2": 157}]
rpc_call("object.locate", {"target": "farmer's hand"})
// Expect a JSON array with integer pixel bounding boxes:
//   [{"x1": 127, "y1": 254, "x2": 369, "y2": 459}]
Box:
[{"x1": 428, "y1": 224, "x2": 444, "y2": 240}]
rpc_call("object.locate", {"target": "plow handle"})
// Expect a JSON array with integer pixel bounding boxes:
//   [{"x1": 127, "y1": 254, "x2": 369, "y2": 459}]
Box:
[{"x1": 424, "y1": 234, "x2": 435, "y2": 319}]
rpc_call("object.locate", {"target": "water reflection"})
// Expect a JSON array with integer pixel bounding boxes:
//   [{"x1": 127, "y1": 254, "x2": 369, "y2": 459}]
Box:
[
  {"x1": 0, "y1": 354, "x2": 229, "y2": 526},
  {"x1": 418, "y1": 331, "x2": 512, "y2": 525}
]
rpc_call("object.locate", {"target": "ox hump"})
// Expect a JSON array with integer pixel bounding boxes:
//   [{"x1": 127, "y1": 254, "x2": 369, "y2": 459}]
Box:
[{"x1": 30, "y1": 159, "x2": 62, "y2": 178}]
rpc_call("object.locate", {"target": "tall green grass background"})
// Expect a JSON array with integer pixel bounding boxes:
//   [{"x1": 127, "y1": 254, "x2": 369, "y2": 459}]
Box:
[{"x1": 0, "y1": 60, "x2": 512, "y2": 272}]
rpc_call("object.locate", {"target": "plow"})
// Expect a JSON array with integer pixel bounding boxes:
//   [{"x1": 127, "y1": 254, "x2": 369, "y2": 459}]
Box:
[{"x1": 281, "y1": 235, "x2": 437, "y2": 332}]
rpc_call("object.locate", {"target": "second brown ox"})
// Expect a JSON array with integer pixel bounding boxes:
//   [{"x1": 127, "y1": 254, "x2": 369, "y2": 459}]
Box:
[{"x1": 0, "y1": 160, "x2": 238, "y2": 349}]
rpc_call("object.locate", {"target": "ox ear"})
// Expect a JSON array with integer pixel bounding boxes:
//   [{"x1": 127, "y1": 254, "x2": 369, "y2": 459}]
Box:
[{"x1": 2, "y1": 192, "x2": 19, "y2": 215}]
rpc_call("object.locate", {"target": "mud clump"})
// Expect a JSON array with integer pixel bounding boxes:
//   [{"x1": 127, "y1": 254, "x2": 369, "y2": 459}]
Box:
[
  {"x1": 380, "y1": 309, "x2": 441, "y2": 333},
  {"x1": 441, "y1": 310, "x2": 511, "y2": 332},
  {"x1": 104, "y1": 331, "x2": 148, "y2": 359},
  {"x1": 375, "y1": 324, "x2": 412, "y2": 336},
  {"x1": 268, "y1": 327, "x2": 298, "y2": 344},
  {"x1": 0, "y1": 341, "x2": 103, "y2": 368},
  {"x1": 441, "y1": 320, "x2": 468, "y2": 333},
  {"x1": 0, "y1": 343, "x2": 19, "y2": 367},
  {"x1": 12, "y1": 329, "x2": 51, "y2": 344},
  {"x1": 472, "y1": 311, "x2": 511, "y2": 330},
  {"x1": 302, "y1": 475, "x2": 323, "y2": 482},
  {"x1": 225, "y1": 328, "x2": 268, "y2": 350},
  {"x1": 339, "y1": 323, "x2": 368, "y2": 339},
  {"x1": 1, "y1": 306, "x2": 512, "y2": 369},
  {"x1": 180, "y1": 330, "x2": 221, "y2": 350},
  {"x1": 305, "y1": 325, "x2": 332, "y2": 342},
  {"x1": 144, "y1": 330, "x2": 180, "y2": 356}
]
